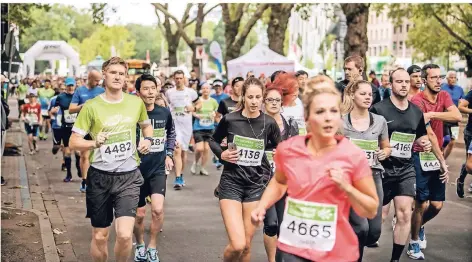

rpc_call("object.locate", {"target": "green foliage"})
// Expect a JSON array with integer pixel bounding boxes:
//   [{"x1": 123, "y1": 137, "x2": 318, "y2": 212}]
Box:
[
  {"x1": 126, "y1": 24, "x2": 164, "y2": 62},
  {"x1": 304, "y1": 59, "x2": 315, "y2": 69},
  {"x1": 3, "y1": 4, "x2": 50, "y2": 30},
  {"x1": 325, "y1": 53, "x2": 335, "y2": 70}
]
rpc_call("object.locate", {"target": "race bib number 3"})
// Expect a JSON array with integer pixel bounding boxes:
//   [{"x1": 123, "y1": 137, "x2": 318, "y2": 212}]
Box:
[
  {"x1": 233, "y1": 135, "x2": 264, "y2": 166},
  {"x1": 100, "y1": 131, "x2": 133, "y2": 163},
  {"x1": 265, "y1": 151, "x2": 275, "y2": 172},
  {"x1": 419, "y1": 152, "x2": 440, "y2": 172},
  {"x1": 351, "y1": 139, "x2": 378, "y2": 166},
  {"x1": 390, "y1": 132, "x2": 415, "y2": 158},
  {"x1": 279, "y1": 197, "x2": 337, "y2": 252}
]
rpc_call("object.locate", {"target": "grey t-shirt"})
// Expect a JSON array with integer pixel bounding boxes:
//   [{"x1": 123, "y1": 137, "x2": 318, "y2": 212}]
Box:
[{"x1": 342, "y1": 112, "x2": 389, "y2": 171}]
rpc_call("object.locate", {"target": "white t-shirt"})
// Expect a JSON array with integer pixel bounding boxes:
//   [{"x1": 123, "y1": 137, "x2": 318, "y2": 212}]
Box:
[
  {"x1": 165, "y1": 86, "x2": 198, "y2": 133},
  {"x1": 282, "y1": 98, "x2": 306, "y2": 135}
]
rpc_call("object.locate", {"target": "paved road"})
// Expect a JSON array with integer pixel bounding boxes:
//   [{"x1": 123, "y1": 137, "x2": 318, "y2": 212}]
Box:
[{"x1": 5, "y1": 98, "x2": 472, "y2": 262}]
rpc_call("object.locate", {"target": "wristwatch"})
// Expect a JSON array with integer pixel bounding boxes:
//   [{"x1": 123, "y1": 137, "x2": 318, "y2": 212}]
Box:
[
  {"x1": 143, "y1": 137, "x2": 153, "y2": 142},
  {"x1": 166, "y1": 152, "x2": 174, "y2": 162}
]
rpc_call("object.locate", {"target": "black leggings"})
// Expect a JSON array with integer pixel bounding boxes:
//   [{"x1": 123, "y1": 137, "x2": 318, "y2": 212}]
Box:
[
  {"x1": 276, "y1": 249, "x2": 312, "y2": 262},
  {"x1": 263, "y1": 194, "x2": 287, "y2": 237},
  {"x1": 349, "y1": 169, "x2": 384, "y2": 262}
]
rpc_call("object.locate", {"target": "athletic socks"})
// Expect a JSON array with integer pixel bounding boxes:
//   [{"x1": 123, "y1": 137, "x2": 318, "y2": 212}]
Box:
[
  {"x1": 64, "y1": 156, "x2": 72, "y2": 178},
  {"x1": 391, "y1": 243, "x2": 405, "y2": 261},
  {"x1": 75, "y1": 153, "x2": 82, "y2": 178}
]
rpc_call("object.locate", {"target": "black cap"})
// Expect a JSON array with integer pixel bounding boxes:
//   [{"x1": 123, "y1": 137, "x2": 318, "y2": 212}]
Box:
[
  {"x1": 407, "y1": 65, "x2": 421, "y2": 75},
  {"x1": 232, "y1": 77, "x2": 244, "y2": 86}
]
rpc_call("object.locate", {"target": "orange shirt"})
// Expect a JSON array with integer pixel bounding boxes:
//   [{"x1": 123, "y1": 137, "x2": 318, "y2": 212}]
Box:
[{"x1": 274, "y1": 135, "x2": 372, "y2": 262}]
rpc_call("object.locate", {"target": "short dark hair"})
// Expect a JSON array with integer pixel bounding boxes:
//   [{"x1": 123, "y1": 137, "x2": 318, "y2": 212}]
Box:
[
  {"x1": 173, "y1": 70, "x2": 185, "y2": 77},
  {"x1": 295, "y1": 70, "x2": 308, "y2": 77},
  {"x1": 369, "y1": 70, "x2": 376, "y2": 76},
  {"x1": 389, "y1": 67, "x2": 407, "y2": 83},
  {"x1": 45, "y1": 79, "x2": 51, "y2": 83},
  {"x1": 270, "y1": 70, "x2": 286, "y2": 82},
  {"x1": 135, "y1": 74, "x2": 157, "y2": 92},
  {"x1": 421, "y1": 64, "x2": 440, "y2": 79}
]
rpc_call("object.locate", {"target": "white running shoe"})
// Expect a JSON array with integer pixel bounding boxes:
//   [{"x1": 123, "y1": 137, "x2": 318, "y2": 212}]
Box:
[{"x1": 200, "y1": 167, "x2": 209, "y2": 176}]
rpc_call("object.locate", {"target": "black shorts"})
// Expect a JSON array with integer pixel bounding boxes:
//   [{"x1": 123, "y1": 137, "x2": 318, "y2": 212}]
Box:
[
  {"x1": 413, "y1": 153, "x2": 446, "y2": 202},
  {"x1": 42, "y1": 115, "x2": 50, "y2": 120},
  {"x1": 193, "y1": 129, "x2": 214, "y2": 143},
  {"x1": 138, "y1": 173, "x2": 167, "y2": 208},
  {"x1": 382, "y1": 167, "x2": 416, "y2": 206},
  {"x1": 25, "y1": 123, "x2": 39, "y2": 136},
  {"x1": 52, "y1": 128, "x2": 62, "y2": 146},
  {"x1": 218, "y1": 172, "x2": 266, "y2": 203},
  {"x1": 86, "y1": 166, "x2": 144, "y2": 228},
  {"x1": 53, "y1": 127, "x2": 73, "y2": 147}
]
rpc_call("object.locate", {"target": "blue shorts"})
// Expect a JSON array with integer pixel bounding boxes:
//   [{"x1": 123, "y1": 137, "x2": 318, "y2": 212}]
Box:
[
  {"x1": 412, "y1": 152, "x2": 446, "y2": 202},
  {"x1": 25, "y1": 123, "x2": 39, "y2": 136}
]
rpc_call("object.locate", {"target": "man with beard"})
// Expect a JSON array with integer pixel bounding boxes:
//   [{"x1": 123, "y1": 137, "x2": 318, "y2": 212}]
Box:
[{"x1": 407, "y1": 65, "x2": 423, "y2": 100}]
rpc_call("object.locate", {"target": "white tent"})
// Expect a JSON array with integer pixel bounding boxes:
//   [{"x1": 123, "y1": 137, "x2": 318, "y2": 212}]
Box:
[
  {"x1": 23, "y1": 40, "x2": 80, "y2": 77},
  {"x1": 227, "y1": 43, "x2": 295, "y2": 78}
]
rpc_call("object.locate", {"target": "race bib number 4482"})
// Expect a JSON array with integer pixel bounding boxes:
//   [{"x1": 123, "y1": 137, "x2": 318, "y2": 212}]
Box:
[
  {"x1": 390, "y1": 132, "x2": 416, "y2": 159},
  {"x1": 100, "y1": 131, "x2": 133, "y2": 163},
  {"x1": 279, "y1": 197, "x2": 337, "y2": 252}
]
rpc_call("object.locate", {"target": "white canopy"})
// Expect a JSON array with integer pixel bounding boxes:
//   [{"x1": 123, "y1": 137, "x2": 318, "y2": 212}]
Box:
[
  {"x1": 227, "y1": 43, "x2": 295, "y2": 79},
  {"x1": 23, "y1": 40, "x2": 80, "y2": 77}
]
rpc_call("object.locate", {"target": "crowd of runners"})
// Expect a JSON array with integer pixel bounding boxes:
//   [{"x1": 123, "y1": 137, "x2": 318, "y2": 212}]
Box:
[{"x1": 6, "y1": 54, "x2": 472, "y2": 262}]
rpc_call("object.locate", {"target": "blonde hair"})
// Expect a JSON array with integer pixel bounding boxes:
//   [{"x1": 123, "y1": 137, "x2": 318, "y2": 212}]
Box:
[
  {"x1": 302, "y1": 76, "x2": 341, "y2": 121},
  {"x1": 341, "y1": 79, "x2": 372, "y2": 114},
  {"x1": 102, "y1": 57, "x2": 128, "y2": 72}
]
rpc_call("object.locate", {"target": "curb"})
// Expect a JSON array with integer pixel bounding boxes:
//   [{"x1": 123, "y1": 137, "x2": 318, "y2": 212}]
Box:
[{"x1": 3, "y1": 207, "x2": 60, "y2": 262}]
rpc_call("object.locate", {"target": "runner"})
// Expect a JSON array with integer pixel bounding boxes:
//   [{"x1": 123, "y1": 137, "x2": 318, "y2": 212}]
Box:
[
  {"x1": 69, "y1": 70, "x2": 103, "y2": 192},
  {"x1": 251, "y1": 82, "x2": 378, "y2": 262},
  {"x1": 211, "y1": 80, "x2": 230, "y2": 169},
  {"x1": 52, "y1": 77, "x2": 82, "y2": 182},
  {"x1": 165, "y1": 70, "x2": 199, "y2": 190},
  {"x1": 370, "y1": 68, "x2": 436, "y2": 262},
  {"x1": 441, "y1": 70, "x2": 463, "y2": 160},
  {"x1": 407, "y1": 64, "x2": 460, "y2": 260},
  {"x1": 16, "y1": 79, "x2": 29, "y2": 118},
  {"x1": 378, "y1": 73, "x2": 391, "y2": 101},
  {"x1": 38, "y1": 79, "x2": 55, "y2": 140},
  {"x1": 262, "y1": 80, "x2": 299, "y2": 262},
  {"x1": 213, "y1": 76, "x2": 244, "y2": 196},
  {"x1": 28, "y1": 79, "x2": 39, "y2": 96},
  {"x1": 20, "y1": 93, "x2": 42, "y2": 154},
  {"x1": 49, "y1": 84, "x2": 66, "y2": 171},
  {"x1": 133, "y1": 74, "x2": 176, "y2": 262},
  {"x1": 277, "y1": 73, "x2": 306, "y2": 135},
  {"x1": 341, "y1": 79, "x2": 391, "y2": 260},
  {"x1": 191, "y1": 83, "x2": 218, "y2": 176},
  {"x1": 295, "y1": 70, "x2": 308, "y2": 94},
  {"x1": 209, "y1": 77, "x2": 281, "y2": 262},
  {"x1": 407, "y1": 65, "x2": 422, "y2": 100},
  {"x1": 457, "y1": 80, "x2": 472, "y2": 197},
  {"x1": 69, "y1": 57, "x2": 152, "y2": 262}
]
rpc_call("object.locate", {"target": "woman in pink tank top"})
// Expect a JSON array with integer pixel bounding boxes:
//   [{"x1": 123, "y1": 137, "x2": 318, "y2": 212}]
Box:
[{"x1": 252, "y1": 76, "x2": 379, "y2": 262}]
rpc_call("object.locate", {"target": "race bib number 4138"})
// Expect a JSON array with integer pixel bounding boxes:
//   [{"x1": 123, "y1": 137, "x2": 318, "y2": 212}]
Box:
[
  {"x1": 279, "y1": 197, "x2": 337, "y2": 252},
  {"x1": 390, "y1": 132, "x2": 416, "y2": 159},
  {"x1": 100, "y1": 131, "x2": 133, "y2": 163},
  {"x1": 233, "y1": 135, "x2": 264, "y2": 166}
]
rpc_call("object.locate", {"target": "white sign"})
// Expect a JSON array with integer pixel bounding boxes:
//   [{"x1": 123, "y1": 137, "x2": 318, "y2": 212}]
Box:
[
  {"x1": 209, "y1": 41, "x2": 223, "y2": 63},
  {"x1": 196, "y1": 45, "x2": 205, "y2": 60}
]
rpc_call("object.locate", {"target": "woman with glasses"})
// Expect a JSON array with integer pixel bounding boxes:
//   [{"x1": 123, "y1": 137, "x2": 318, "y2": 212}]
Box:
[
  {"x1": 262, "y1": 81, "x2": 299, "y2": 262},
  {"x1": 277, "y1": 73, "x2": 306, "y2": 135}
]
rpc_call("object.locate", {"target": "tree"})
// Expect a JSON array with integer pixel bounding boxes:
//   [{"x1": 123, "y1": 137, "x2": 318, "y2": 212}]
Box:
[
  {"x1": 266, "y1": 4, "x2": 294, "y2": 55},
  {"x1": 126, "y1": 24, "x2": 164, "y2": 63},
  {"x1": 221, "y1": 3, "x2": 270, "y2": 70},
  {"x1": 2, "y1": 4, "x2": 50, "y2": 30},
  {"x1": 152, "y1": 3, "x2": 219, "y2": 71},
  {"x1": 376, "y1": 4, "x2": 472, "y2": 77},
  {"x1": 340, "y1": 4, "x2": 370, "y2": 65}
]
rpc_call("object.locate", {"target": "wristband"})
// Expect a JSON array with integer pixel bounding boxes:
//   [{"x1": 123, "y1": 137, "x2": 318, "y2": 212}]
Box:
[
  {"x1": 166, "y1": 153, "x2": 174, "y2": 162},
  {"x1": 144, "y1": 137, "x2": 153, "y2": 142}
]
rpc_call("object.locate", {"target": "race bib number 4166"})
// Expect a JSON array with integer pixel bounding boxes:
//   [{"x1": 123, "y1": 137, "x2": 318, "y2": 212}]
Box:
[
  {"x1": 390, "y1": 132, "x2": 416, "y2": 159},
  {"x1": 279, "y1": 197, "x2": 337, "y2": 252},
  {"x1": 233, "y1": 135, "x2": 264, "y2": 166}
]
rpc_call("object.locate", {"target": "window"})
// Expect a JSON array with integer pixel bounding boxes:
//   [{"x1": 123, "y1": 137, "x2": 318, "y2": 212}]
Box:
[
  {"x1": 399, "y1": 41, "x2": 403, "y2": 50},
  {"x1": 406, "y1": 24, "x2": 410, "y2": 32},
  {"x1": 393, "y1": 41, "x2": 397, "y2": 50},
  {"x1": 399, "y1": 25, "x2": 402, "y2": 33},
  {"x1": 374, "y1": 47, "x2": 377, "y2": 56},
  {"x1": 394, "y1": 26, "x2": 397, "y2": 34}
]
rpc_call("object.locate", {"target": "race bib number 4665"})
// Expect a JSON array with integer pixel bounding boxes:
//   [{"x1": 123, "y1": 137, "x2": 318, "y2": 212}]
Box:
[
  {"x1": 390, "y1": 132, "x2": 415, "y2": 159},
  {"x1": 233, "y1": 135, "x2": 264, "y2": 166},
  {"x1": 279, "y1": 197, "x2": 337, "y2": 252},
  {"x1": 100, "y1": 131, "x2": 133, "y2": 163}
]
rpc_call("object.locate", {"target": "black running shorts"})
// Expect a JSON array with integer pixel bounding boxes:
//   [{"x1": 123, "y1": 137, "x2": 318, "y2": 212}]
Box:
[
  {"x1": 193, "y1": 129, "x2": 214, "y2": 144},
  {"x1": 382, "y1": 167, "x2": 416, "y2": 206},
  {"x1": 218, "y1": 172, "x2": 266, "y2": 203},
  {"x1": 86, "y1": 166, "x2": 144, "y2": 228},
  {"x1": 138, "y1": 173, "x2": 167, "y2": 208}
]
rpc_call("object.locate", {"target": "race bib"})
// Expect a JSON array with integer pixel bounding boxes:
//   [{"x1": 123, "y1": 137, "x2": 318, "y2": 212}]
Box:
[
  {"x1": 63, "y1": 110, "x2": 77, "y2": 124},
  {"x1": 173, "y1": 106, "x2": 186, "y2": 117},
  {"x1": 390, "y1": 132, "x2": 415, "y2": 158},
  {"x1": 296, "y1": 119, "x2": 307, "y2": 135},
  {"x1": 350, "y1": 138, "x2": 378, "y2": 167},
  {"x1": 451, "y1": 126, "x2": 459, "y2": 139},
  {"x1": 26, "y1": 113, "x2": 39, "y2": 125},
  {"x1": 150, "y1": 128, "x2": 166, "y2": 153},
  {"x1": 233, "y1": 135, "x2": 264, "y2": 166},
  {"x1": 228, "y1": 106, "x2": 236, "y2": 113},
  {"x1": 199, "y1": 112, "x2": 214, "y2": 127},
  {"x1": 100, "y1": 131, "x2": 133, "y2": 163},
  {"x1": 419, "y1": 152, "x2": 440, "y2": 172},
  {"x1": 265, "y1": 150, "x2": 275, "y2": 172},
  {"x1": 279, "y1": 197, "x2": 337, "y2": 252},
  {"x1": 41, "y1": 109, "x2": 48, "y2": 116}
]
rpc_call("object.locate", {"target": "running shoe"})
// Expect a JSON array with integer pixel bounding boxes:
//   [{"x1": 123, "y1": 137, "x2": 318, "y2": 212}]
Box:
[
  {"x1": 456, "y1": 177, "x2": 465, "y2": 198},
  {"x1": 61, "y1": 163, "x2": 66, "y2": 171},
  {"x1": 407, "y1": 241, "x2": 425, "y2": 260},
  {"x1": 63, "y1": 176, "x2": 72, "y2": 183},
  {"x1": 190, "y1": 162, "x2": 197, "y2": 175},
  {"x1": 147, "y1": 248, "x2": 160, "y2": 262},
  {"x1": 1, "y1": 176, "x2": 6, "y2": 186},
  {"x1": 134, "y1": 244, "x2": 147, "y2": 262},
  {"x1": 419, "y1": 226, "x2": 427, "y2": 250},
  {"x1": 173, "y1": 177, "x2": 182, "y2": 190},
  {"x1": 200, "y1": 167, "x2": 209, "y2": 176},
  {"x1": 468, "y1": 183, "x2": 472, "y2": 193},
  {"x1": 215, "y1": 161, "x2": 223, "y2": 170},
  {"x1": 79, "y1": 184, "x2": 87, "y2": 193},
  {"x1": 366, "y1": 241, "x2": 379, "y2": 248},
  {"x1": 29, "y1": 150, "x2": 35, "y2": 155},
  {"x1": 180, "y1": 174, "x2": 186, "y2": 186},
  {"x1": 52, "y1": 146, "x2": 60, "y2": 155}
]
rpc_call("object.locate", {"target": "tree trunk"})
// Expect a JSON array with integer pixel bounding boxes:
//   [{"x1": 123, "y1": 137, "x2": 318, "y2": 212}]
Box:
[
  {"x1": 267, "y1": 4, "x2": 294, "y2": 55},
  {"x1": 465, "y1": 53, "x2": 472, "y2": 78},
  {"x1": 341, "y1": 4, "x2": 370, "y2": 75},
  {"x1": 192, "y1": 4, "x2": 204, "y2": 76}
]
